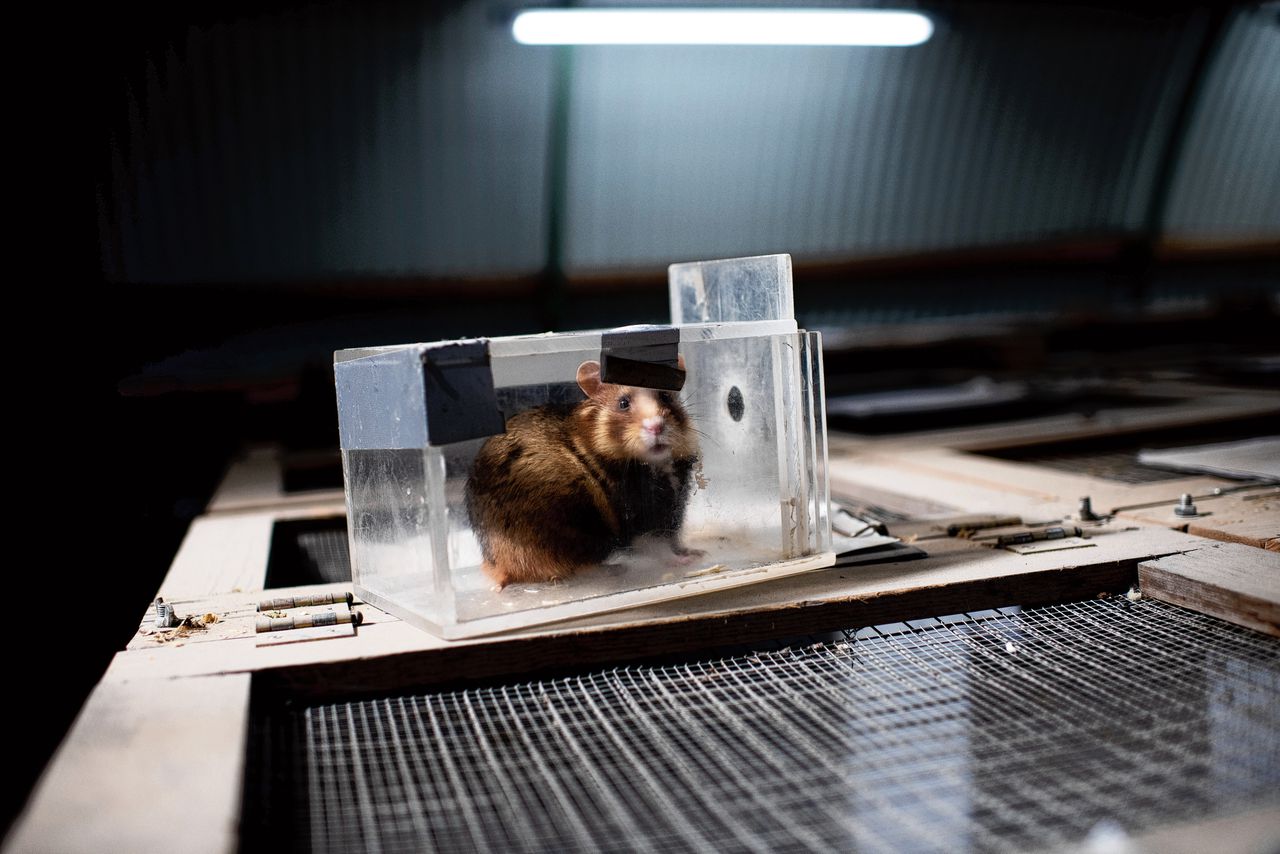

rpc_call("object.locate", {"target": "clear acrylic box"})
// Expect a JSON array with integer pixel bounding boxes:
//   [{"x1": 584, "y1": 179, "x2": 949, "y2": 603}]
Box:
[{"x1": 335, "y1": 255, "x2": 833, "y2": 637}]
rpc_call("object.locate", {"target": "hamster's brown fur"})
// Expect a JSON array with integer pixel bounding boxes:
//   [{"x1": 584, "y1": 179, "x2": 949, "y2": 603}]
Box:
[{"x1": 465, "y1": 359, "x2": 700, "y2": 589}]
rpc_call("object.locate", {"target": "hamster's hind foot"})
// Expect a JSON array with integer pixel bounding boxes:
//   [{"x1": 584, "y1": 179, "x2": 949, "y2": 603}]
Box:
[{"x1": 481, "y1": 536, "x2": 587, "y2": 590}]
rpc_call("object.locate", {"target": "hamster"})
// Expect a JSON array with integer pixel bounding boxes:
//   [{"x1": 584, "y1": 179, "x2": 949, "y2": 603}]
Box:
[{"x1": 465, "y1": 358, "x2": 701, "y2": 590}]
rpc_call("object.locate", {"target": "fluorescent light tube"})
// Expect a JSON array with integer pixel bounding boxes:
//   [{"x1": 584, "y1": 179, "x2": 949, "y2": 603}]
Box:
[{"x1": 512, "y1": 8, "x2": 934, "y2": 46}]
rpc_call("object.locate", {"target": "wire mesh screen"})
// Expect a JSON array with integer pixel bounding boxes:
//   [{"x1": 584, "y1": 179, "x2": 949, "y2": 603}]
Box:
[
  {"x1": 251, "y1": 599, "x2": 1279, "y2": 853},
  {"x1": 979, "y1": 418, "x2": 1280, "y2": 486},
  {"x1": 265, "y1": 519, "x2": 352, "y2": 588},
  {"x1": 985, "y1": 447, "x2": 1191, "y2": 485}
]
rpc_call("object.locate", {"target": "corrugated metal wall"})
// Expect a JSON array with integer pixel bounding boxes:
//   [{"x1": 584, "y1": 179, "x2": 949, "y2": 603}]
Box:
[
  {"x1": 563, "y1": 6, "x2": 1201, "y2": 271},
  {"x1": 101, "y1": 2, "x2": 552, "y2": 282},
  {"x1": 98, "y1": 2, "x2": 1276, "y2": 284},
  {"x1": 1164, "y1": 6, "x2": 1280, "y2": 242}
]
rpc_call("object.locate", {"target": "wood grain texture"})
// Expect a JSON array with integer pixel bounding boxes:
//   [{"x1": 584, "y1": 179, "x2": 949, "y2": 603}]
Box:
[
  {"x1": 157, "y1": 505, "x2": 346, "y2": 600},
  {"x1": 1121, "y1": 486, "x2": 1279, "y2": 550},
  {"x1": 1139, "y1": 542, "x2": 1280, "y2": 636},
  {"x1": 207, "y1": 445, "x2": 344, "y2": 514},
  {"x1": 206, "y1": 446, "x2": 281, "y2": 512},
  {"x1": 830, "y1": 444, "x2": 1227, "y2": 524},
  {"x1": 1057, "y1": 803, "x2": 1280, "y2": 854},
  {"x1": 5, "y1": 675, "x2": 250, "y2": 854},
  {"x1": 826, "y1": 385, "x2": 1280, "y2": 453},
  {"x1": 109, "y1": 527, "x2": 1207, "y2": 699}
]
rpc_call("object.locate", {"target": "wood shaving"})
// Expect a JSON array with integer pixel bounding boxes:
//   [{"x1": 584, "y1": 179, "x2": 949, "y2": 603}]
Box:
[
  {"x1": 685, "y1": 563, "x2": 728, "y2": 578},
  {"x1": 147, "y1": 615, "x2": 212, "y2": 644}
]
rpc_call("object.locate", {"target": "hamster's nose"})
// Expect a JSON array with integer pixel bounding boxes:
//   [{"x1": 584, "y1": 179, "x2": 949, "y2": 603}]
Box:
[{"x1": 642, "y1": 417, "x2": 665, "y2": 436}]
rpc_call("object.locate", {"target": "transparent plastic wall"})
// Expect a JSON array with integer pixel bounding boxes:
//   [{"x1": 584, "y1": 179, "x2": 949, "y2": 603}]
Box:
[
  {"x1": 336, "y1": 320, "x2": 832, "y2": 638},
  {"x1": 669, "y1": 254, "x2": 794, "y2": 325}
]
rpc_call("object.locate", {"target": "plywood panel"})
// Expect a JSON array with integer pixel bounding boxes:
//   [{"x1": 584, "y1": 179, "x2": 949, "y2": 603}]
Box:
[
  {"x1": 1139, "y1": 541, "x2": 1280, "y2": 636},
  {"x1": 6, "y1": 675, "x2": 250, "y2": 854},
  {"x1": 112, "y1": 527, "x2": 1207, "y2": 696},
  {"x1": 1120, "y1": 486, "x2": 1279, "y2": 550}
]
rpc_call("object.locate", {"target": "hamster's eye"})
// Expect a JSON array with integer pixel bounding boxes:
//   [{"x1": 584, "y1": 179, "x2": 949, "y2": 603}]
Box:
[
  {"x1": 617, "y1": 396, "x2": 631, "y2": 411},
  {"x1": 657, "y1": 391, "x2": 673, "y2": 405}
]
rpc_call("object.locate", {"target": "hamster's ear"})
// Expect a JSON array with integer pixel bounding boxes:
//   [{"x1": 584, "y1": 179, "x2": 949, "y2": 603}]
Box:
[
  {"x1": 577, "y1": 360, "x2": 605, "y2": 401},
  {"x1": 677, "y1": 354, "x2": 686, "y2": 371}
]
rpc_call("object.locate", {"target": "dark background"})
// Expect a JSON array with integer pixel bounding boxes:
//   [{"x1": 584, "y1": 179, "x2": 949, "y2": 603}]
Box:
[{"x1": 20, "y1": 0, "x2": 1278, "y2": 838}]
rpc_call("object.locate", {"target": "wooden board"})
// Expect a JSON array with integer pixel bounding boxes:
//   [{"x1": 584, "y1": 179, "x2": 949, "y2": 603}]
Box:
[
  {"x1": 830, "y1": 441, "x2": 1276, "y2": 551},
  {"x1": 1139, "y1": 542, "x2": 1280, "y2": 636},
  {"x1": 158, "y1": 504, "x2": 345, "y2": 600},
  {"x1": 207, "y1": 445, "x2": 344, "y2": 514},
  {"x1": 5, "y1": 675, "x2": 250, "y2": 854},
  {"x1": 1119, "y1": 486, "x2": 1279, "y2": 550},
  {"x1": 1058, "y1": 803, "x2": 1280, "y2": 854},
  {"x1": 826, "y1": 383, "x2": 1280, "y2": 454},
  {"x1": 829, "y1": 445, "x2": 1229, "y2": 524},
  {"x1": 110, "y1": 527, "x2": 1207, "y2": 699}
]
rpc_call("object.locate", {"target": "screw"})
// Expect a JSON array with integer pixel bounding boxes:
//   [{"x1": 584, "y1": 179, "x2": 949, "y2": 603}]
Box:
[
  {"x1": 1078, "y1": 496, "x2": 1100, "y2": 521},
  {"x1": 1174, "y1": 493, "x2": 1199, "y2": 517},
  {"x1": 153, "y1": 597, "x2": 178, "y2": 628}
]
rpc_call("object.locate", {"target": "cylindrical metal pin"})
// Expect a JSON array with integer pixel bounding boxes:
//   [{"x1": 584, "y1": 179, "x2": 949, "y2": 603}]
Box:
[
  {"x1": 257, "y1": 592, "x2": 354, "y2": 612},
  {"x1": 255, "y1": 609, "x2": 363, "y2": 633},
  {"x1": 996, "y1": 526, "x2": 1082, "y2": 547}
]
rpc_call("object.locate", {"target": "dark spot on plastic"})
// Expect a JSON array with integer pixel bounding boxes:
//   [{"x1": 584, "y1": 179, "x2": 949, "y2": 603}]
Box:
[{"x1": 727, "y1": 386, "x2": 744, "y2": 422}]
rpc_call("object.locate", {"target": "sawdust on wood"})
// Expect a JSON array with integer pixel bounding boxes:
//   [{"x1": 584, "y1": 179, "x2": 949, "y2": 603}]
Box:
[{"x1": 145, "y1": 613, "x2": 220, "y2": 644}]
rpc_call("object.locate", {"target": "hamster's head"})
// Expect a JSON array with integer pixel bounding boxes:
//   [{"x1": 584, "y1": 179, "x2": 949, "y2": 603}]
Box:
[{"x1": 576, "y1": 358, "x2": 696, "y2": 464}]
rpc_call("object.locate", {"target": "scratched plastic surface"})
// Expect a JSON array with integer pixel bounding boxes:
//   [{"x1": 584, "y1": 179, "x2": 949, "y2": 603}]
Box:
[
  {"x1": 669, "y1": 253, "x2": 794, "y2": 325},
  {"x1": 336, "y1": 320, "x2": 831, "y2": 638}
]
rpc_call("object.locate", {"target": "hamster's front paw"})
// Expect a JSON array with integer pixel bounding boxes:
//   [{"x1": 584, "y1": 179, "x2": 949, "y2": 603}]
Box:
[
  {"x1": 668, "y1": 542, "x2": 707, "y2": 565},
  {"x1": 672, "y1": 542, "x2": 707, "y2": 558}
]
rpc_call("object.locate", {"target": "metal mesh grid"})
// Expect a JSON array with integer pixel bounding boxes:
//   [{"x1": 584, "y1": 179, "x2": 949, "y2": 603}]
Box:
[
  {"x1": 265, "y1": 520, "x2": 352, "y2": 588},
  {"x1": 294, "y1": 530, "x2": 353, "y2": 584},
  {"x1": 276, "y1": 599, "x2": 1279, "y2": 853},
  {"x1": 979, "y1": 419, "x2": 1280, "y2": 486},
  {"x1": 984, "y1": 448, "x2": 1190, "y2": 484},
  {"x1": 998, "y1": 445, "x2": 1187, "y2": 483}
]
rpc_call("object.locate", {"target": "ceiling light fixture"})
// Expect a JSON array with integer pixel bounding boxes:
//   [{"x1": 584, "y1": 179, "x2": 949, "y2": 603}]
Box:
[{"x1": 512, "y1": 8, "x2": 934, "y2": 46}]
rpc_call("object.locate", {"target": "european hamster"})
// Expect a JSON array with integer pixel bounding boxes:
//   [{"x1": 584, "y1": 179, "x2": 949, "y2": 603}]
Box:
[{"x1": 465, "y1": 358, "x2": 701, "y2": 589}]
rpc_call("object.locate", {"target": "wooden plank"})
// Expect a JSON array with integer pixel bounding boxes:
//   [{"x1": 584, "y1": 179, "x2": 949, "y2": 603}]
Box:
[
  {"x1": 1139, "y1": 542, "x2": 1280, "y2": 636},
  {"x1": 1055, "y1": 803, "x2": 1280, "y2": 854},
  {"x1": 830, "y1": 446, "x2": 1228, "y2": 523},
  {"x1": 207, "y1": 445, "x2": 344, "y2": 514},
  {"x1": 827, "y1": 387, "x2": 1280, "y2": 454},
  {"x1": 127, "y1": 580, "x2": 379, "y2": 652},
  {"x1": 157, "y1": 513, "x2": 274, "y2": 599},
  {"x1": 206, "y1": 446, "x2": 282, "y2": 512},
  {"x1": 157, "y1": 505, "x2": 346, "y2": 600},
  {"x1": 109, "y1": 527, "x2": 1207, "y2": 698},
  {"x1": 1120, "y1": 486, "x2": 1279, "y2": 550},
  {"x1": 5, "y1": 675, "x2": 250, "y2": 854}
]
